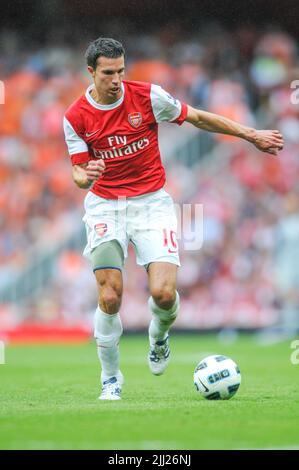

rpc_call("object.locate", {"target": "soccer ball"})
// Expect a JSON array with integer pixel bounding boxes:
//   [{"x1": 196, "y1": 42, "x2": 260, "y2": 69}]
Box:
[{"x1": 193, "y1": 354, "x2": 241, "y2": 400}]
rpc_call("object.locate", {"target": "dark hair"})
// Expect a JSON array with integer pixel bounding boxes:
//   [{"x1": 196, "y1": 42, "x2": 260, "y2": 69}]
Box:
[{"x1": 85, "y1": 37, "x2": 125, "y2": 69}]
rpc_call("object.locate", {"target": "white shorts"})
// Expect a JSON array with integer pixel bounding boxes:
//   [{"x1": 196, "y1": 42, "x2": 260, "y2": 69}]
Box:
[{"x1": 82, "y1": 188, "x2": 180, "y2": 267}]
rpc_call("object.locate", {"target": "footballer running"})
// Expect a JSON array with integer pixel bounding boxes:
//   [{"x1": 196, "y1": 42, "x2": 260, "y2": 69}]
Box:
[{"x1": 63, "y1": 38, "x2": 284, "y2": 400}]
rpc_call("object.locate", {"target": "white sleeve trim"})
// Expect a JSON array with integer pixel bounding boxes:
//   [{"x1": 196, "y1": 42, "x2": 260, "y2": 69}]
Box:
[
  {"x1": 150, "y1": 84, "x2": 182, "y2": 123},
  {"x1": 63, "y1": 116, "x2": 89, "y2": 155}
]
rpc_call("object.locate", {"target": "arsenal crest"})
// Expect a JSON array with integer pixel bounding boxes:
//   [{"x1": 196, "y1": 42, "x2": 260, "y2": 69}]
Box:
[
  {"x1": 95, "y1": 223, "x2": 107, "y2": 237},
  {"x1": 128, "y1": 112, "x2": 142, "y2": 128}
]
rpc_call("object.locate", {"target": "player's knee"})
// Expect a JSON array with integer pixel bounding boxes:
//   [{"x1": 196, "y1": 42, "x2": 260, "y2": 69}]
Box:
[
  {"x1": 151, "y1": 287, "x2": 176, "y2": 311},
  {"x1": 100, "y1": 287, "x2": 122, "y2": 314}
]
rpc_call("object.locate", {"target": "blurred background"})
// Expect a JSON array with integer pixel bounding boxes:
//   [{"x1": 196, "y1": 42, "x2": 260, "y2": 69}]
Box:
[{"x1": 1, "y1": 0, "x2": 299, "y2": 342}]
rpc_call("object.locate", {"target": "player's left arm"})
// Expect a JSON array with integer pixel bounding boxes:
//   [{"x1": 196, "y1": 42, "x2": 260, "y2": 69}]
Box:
[{"x1": 185, "y1": 105, "x2": 284, "y2": 156}]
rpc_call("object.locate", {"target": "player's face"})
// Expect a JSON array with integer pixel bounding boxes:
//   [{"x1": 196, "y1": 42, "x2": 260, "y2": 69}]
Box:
[{"x1": 88, "y1": 56, "x2": 125, "y2": 102}]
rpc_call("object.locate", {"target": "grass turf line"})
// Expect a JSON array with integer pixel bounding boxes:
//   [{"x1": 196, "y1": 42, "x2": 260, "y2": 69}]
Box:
[{"x1": 0, "y1": 334, "x2": 298, "y2": 450}]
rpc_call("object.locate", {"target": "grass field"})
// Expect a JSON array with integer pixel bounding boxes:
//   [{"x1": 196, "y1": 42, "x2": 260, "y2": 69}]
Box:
[{"x1": 0, "y1": 334, "x2": 298, "y2": 450}]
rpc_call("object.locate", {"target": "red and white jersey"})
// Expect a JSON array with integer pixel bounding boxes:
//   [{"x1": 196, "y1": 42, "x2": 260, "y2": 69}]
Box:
[{"x1": 64, "y1": 80, "x2": 187, "y2": 199}]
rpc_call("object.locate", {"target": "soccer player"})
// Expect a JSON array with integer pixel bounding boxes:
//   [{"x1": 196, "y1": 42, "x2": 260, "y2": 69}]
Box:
[{"x1": 63, "y1": 38, "x2": 284, "y2": 400}]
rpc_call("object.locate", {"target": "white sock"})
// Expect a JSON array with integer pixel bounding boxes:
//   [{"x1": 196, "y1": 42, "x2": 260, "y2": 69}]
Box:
[
  {"x1": 94, "y1": 306, "x2": 123, "y2": 383},
  {"x1": 148, "y1": 291, "x2": 180, "y2": 347}
]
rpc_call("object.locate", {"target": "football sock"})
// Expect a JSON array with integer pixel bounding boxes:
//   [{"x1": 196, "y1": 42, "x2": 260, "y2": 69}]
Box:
[
  {"x1": 94, "y1": 306, "x2": 123, "y2": 383},
  {"x1": 148, "y1": 291, "x2": 180, "y2": 346}
]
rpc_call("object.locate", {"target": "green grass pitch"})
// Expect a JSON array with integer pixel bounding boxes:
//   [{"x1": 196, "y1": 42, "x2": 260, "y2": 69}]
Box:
[{"x1": 0, "y1": 334, "x2": 298, "y2": 450}]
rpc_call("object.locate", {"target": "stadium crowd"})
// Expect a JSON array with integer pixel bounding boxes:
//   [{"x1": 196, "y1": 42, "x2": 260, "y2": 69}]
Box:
[{"x1": 1, "y1": 23, "x2": 299, "y2": 332}]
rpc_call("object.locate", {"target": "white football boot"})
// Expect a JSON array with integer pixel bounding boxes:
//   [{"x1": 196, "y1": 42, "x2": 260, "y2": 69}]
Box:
[
  {"x1": 148, "y1": 336, "x2": 170, "y2": 376},
  {"x1": 98, "y1": 371, "x2": 124, "y2": 401}
]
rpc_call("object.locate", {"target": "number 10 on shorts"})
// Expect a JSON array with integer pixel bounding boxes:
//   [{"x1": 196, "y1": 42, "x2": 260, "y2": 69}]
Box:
[{"x1": 163, "y1": 229, "x2": 178, "y2": 253}]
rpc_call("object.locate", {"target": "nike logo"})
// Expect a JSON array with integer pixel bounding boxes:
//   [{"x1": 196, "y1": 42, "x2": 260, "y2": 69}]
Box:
[
  {"x1": 85, "y1": 129, "x2": 101, "y2": 138},
  {"x1": 198, "y1": 378, "x2": 209, "y2": 392}
]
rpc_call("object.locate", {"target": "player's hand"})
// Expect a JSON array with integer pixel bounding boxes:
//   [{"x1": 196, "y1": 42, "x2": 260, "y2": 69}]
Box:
[
  {"x1": 251, "y1": 130, "x2": 284, "y2": 155},
  {"x1": 85, "y1": 159, "x2": 105, "y2": 182}
]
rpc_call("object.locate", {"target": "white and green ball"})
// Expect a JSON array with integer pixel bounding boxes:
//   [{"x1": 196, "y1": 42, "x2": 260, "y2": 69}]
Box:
[{"x1": 194, "y1": 355, "x2": 241, "y2": 400}]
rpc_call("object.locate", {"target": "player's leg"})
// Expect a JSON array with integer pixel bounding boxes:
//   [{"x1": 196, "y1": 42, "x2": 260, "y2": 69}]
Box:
[
  {"x1": 92, "y1": 241, "x2": 125, "y2": 400},
  {"x1": 148, "y1": 261, "x2": 178, "y2": 335},
  {"x1": 128, "y1": 189, "x2": 180, "y2": 375},
  {"x1": 147, "y1": 262, "x2": 180, "y2": 375},
  {"x1": 82, "y1": 192, "x2": 127, "y2": 399}
]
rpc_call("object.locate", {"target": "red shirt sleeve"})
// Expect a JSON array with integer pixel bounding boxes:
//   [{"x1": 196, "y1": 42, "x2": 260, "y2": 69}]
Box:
[
  {"x1": 63, "y1": 114, "x2": 90, "y2": 165},
  {"x1": 173, "y1": 102, "x2": 188, "y2": 126},
  {"x1": 70, "y1": 151, "x2": 91, "y2": 165}
]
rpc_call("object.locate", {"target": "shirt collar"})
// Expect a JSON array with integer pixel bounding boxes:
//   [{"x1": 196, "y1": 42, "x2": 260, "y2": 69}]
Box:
[{"x1": 85, "y1": 82, "x2": 125, "y2": 110}]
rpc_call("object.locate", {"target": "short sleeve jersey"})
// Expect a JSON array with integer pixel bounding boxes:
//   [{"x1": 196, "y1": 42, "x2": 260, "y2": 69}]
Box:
[{"x1": 64, "y1": 80, "x2": 188, "y2": 199}]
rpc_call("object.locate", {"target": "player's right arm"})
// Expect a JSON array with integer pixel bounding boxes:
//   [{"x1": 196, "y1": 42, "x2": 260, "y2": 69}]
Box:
[
  {"x1": 63, "y1": 114, "x2": 105, "y2": 189},
  {"x1": 72, "y1": 160, "x2": 105, "y2": 189}
]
